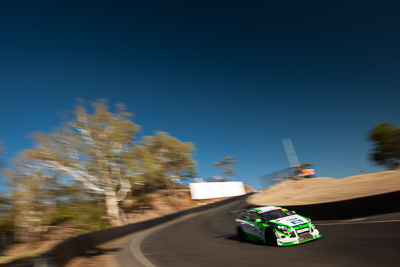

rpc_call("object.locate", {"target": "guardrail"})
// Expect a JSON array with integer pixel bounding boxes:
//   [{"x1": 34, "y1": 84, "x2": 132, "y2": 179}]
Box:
[{"x1": 36, "y1": 194, "x2": 249, "y2": 267}]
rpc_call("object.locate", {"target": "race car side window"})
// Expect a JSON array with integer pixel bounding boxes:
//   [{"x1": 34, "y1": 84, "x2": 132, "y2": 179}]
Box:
[
  {"x1": 242, "y1": 212, "x2": 251, "y2": 221},
  {"x1": 238, "y1": 211, "x2": 246, "y2": 219}
]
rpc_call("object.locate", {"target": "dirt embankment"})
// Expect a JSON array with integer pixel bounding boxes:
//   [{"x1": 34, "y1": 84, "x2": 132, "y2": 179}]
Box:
[{"x1": 248, "y1": 170, "x2": 400, "y2": 206}]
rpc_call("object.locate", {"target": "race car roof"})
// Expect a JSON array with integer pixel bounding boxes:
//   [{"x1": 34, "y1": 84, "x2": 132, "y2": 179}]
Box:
[{"x1": 250, "y1": 206, "x2": 282, "y2": 213}]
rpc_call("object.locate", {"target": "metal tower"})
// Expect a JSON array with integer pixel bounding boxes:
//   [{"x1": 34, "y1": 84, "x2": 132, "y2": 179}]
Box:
[{"x1": 282, "y1": 138, "x2": 300, "y2": 168}]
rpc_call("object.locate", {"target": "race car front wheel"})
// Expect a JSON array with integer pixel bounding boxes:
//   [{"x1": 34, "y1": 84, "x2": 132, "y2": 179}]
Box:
[
  {"x1": 237, "y1": 227, "x2": 246, "y2": 241},
  {"x1": 265, "y1": 229, "x2": 277, "y2": 246}
]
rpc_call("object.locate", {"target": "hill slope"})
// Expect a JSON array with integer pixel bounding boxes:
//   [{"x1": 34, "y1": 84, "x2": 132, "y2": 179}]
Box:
[{"x1": 248, "y1": 170, "x2": 400, "y2": 206}]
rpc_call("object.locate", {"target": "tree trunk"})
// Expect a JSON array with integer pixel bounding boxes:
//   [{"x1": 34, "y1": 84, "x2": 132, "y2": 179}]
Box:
[{"x1": 104, "y1": 188, "x2": 122, "y2": 227}]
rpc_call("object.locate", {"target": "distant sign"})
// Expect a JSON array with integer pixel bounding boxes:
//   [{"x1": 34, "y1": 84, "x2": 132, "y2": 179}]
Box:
[{"x1": 189, "y1": 181, "x2": 246, "y2": 199}]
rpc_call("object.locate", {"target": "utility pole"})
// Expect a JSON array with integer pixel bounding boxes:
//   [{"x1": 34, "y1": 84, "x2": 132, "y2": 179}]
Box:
[{"x1": 282, "y1": 138, "x2": 300, "y2": 168}]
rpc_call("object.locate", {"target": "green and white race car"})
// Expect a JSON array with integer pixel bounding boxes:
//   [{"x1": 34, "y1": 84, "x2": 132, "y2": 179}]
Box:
[{"x1": 231, "y1": 206, "x2": 321, "y2": 246}]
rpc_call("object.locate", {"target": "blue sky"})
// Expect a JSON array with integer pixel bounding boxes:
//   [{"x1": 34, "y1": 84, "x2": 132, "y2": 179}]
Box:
[{"x1": 1, "y1": 0, "x2": 399, "y2": 189}]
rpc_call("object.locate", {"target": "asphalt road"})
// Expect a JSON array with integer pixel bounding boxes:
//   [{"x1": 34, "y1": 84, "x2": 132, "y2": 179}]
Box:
[{"x1": 116, "y1": 198, "x2": 400, "y2": 267}]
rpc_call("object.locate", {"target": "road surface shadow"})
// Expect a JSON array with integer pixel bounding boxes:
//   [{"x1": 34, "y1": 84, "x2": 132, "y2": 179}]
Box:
[{"x1": 80, "y1": 247, "x2": 121, "y2": 258}]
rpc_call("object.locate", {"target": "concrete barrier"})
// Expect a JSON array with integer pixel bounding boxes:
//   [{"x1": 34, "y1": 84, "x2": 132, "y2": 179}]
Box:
[
  {"x1": 39, "y1": 194, "x2": 249, "y2": 267},
  {"x1": 248, "y1": 190, "x2": 400, "y2": 221}
]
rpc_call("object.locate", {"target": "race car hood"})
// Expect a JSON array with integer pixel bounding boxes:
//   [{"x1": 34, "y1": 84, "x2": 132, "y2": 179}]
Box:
[{"x1": 269, "y1": 215, "x2": 308, "y2": 227}]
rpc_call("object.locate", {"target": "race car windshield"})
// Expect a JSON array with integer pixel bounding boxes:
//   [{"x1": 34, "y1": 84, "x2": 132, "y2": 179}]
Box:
[{"x1": 261, "y1": 209, "x2": 294, "y2": 221}]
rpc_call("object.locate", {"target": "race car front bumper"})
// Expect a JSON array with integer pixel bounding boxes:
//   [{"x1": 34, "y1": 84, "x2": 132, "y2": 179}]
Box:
[{"x1": 276, "y1": 228, "x2": 321, "y2": 246}]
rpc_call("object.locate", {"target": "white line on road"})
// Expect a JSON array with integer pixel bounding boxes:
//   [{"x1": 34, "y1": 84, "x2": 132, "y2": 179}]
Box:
[
  {"x1": 315, "y1": 219, "x2": 400, "y2": 226},
  {"x1": 130, "y1": 228, "x2": 157, "y2": 267},
  {"x1": 129, "y1": 209, "x2": 211, "y2": 267}
]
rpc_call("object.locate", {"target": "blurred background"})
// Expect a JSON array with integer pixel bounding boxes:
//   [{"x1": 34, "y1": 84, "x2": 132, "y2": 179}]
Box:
[{"x1": 1, "y1": 0, "x2": 400, "y2": 264}]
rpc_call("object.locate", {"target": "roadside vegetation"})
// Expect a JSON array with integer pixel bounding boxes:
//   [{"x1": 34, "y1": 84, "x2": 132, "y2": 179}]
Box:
[
  {"x1": 214, "y1": 156, "x2": 238, "y2": 181},
  {"x1": 0, "y1": 99, "x2": 197, "y2": 261},
  {"x1": 368, "y1": 122, "x2": 400, "y2": 169}
]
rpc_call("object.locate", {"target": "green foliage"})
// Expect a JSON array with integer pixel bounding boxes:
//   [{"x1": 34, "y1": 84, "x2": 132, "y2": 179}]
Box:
[
  {"x1": 49, "y1": 182, "x2": 109, "y2": 231},
  {"x1": 214, "y1": 156, "x2": 239, "y2": 180},
  {"x1": 4, "y1": 99, "x2": 197, "y2": 240},
  {"x1": 23, "y1": 99, "x2": 140, "y2": 188},
  {"x1": 5, "y1": 158, "x2": 64, "y2": 242},
  {"x1": 368, "y1": 122, "x2": 400, "y2": 169},
  {"x1": 21, "y1": 99, "x2": 142, "y2": 226},
  {"x1": 73, "y1": 203, "x2": 110, "y2": 233},
  {"x1": 0, "y1": 195, "x2": 14, "y2": 234},
  {"x1": 133, "y1": 194, "x2": 153, "y2": 210},
  {"x1": 135, "y1": 131, "x2": 196, "y2": 190},
  {"x1": 50, "y1": 199, "x2": 109, "y2": 232},
  {"x1": 50, "y1": 208, "x2": 80, "y2": 226}
]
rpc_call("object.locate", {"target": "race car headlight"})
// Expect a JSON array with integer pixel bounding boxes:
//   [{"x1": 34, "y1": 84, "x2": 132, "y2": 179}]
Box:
[{"x1": 276, "y1": 225, "x2": 290, "y2": 230}]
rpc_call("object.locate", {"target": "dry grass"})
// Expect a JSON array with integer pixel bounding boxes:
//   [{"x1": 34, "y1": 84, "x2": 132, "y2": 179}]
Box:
[{"x1": 0, "y1": 226, "x2": 79, "y2": 265}]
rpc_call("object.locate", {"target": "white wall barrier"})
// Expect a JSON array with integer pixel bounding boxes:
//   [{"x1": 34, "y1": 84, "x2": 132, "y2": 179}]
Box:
[{"x1": 189, "y1": 181, "x2": 246, "y2": 199}]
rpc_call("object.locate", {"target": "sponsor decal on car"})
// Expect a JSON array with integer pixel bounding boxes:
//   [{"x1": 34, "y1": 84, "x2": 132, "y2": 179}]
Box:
[
  {"x1": 290, "y1": 219, "x2": 304, "y2": 225},
  {"x1": 241, "y1": 222, "x2": 264, "y2": 236},
  {"x1": 296, "y1": 227, "x2": 309, "y2": 233}
]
